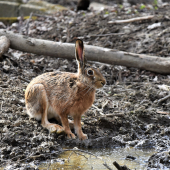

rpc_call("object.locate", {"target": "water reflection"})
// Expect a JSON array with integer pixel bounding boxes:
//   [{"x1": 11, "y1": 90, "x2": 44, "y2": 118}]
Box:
[{"x1": 39, "y1": 147, "x2": 155, "y2": 170}]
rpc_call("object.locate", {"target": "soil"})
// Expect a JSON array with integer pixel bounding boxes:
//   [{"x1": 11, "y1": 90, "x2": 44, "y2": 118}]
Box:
[{"x1": 1, "y1": 0, "x2": 170, "y2": 169}]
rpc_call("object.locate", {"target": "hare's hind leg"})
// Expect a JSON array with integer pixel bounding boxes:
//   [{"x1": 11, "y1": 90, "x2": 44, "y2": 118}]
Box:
[{"x1": 25, "y1": 84, "x2": 64, "y2": 134}]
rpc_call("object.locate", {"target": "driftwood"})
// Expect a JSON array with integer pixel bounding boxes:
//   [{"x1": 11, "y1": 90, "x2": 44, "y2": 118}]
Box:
[
  {"x1": 108, "y1": 15, "x2": 154, "y2": 24},
  {"x1": 0, "y1": 35, "x2": 10, "y2": 59},
  {"x1": 0, "y1": 29, "x2": 170, "y2": 74}
]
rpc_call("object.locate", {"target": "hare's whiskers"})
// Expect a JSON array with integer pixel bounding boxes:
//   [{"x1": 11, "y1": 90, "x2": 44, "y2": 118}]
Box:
[
  {"x1": 58, "y1": 94, "x2": 68, "y2": 100},
  {"x1": 83, "y1": 86, "x2": 94, "y2": 96}
]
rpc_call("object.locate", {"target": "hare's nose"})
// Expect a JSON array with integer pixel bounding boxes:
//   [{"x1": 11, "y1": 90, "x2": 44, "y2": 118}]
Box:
[{"x1": 101, "y1": 79, "x2": 106, "y2": 86}]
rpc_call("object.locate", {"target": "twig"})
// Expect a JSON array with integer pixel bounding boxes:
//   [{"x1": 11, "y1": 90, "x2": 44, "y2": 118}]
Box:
[
  {"x1": 97, "y1": 89, "x2": 109, "y2": 96},
  {"x1": 6, "y1": 58, "x2": 14, "y2": 68},
  {"x1": 18, "y1": 76, "x2": 30, "y2": 83},
  {"x1": 47, "y1": 163, "x2": 51, "y2": 170},
  {"x1": 157, "y1": 93, "x2": 170, "y2": 104},
  {"x1": 0, "y1": 130, "x2": 2, "y2": 140},
  {"x1": 108, "y1": 15, "x2": 154, "y2": 24},
  {"x1": 63, "y1": 149, "x2": 99, "y2": 158},
  {"x1": 74, "y1": 151, "x2": 89, "y2": 159},
  {"x1": 3, "y1": 53, "x2": 19, "y2": 67},
  {"x1": 16, "y1": 152, "x2": 60, "y2": 163},
  {"x1": 103, "y1": 163, "x2": 113, "y2": 170},
  {"x1": 157, "y1": 110, "x2": 170, "y2": 115},
  {"x1": 78, "y1": 33, "x2": 124, "y2": 39},
  {"x1": 113, "y1": 161, "x2": 131, "y2": 170},
  {"x1": 140, "y1": 99, "x2": 150, "y2": 105},
  {"x1": 158, "y1": 27, "x2": 170, "y2": 37},
  {"x1": 92, "y1": 104, "x2": 104, "y2": 115},
  {"x1": 67, "y1": 151, "x2": 74, "y2": 162},
  {"x1": 64, "y1": 148, "x2": 89, "y2": 161},
  {"x1": 26, "y1": 12, "x2": 33, "y2": 36},
  {"x1": 100, "y1": 113, "x2": 124, "y2": 118},
  {"x1": 47, "y1": 135, "x2": 52, "y2": 170},
  {"x1": 1, "y1": 101, "x2": 3, "y2": 111},
  {"x1": 32, "y1": 13, "x2": 56, "y2": 20},
  {"x1": 91, "y1": 33, "x2": 124, "y2": 36},
  {"x1": 113, "y1": 161, "x2": 123, "y2": 170},
  {"x1": 102, "y1": 100, "x2": 109, "y2": 109}
]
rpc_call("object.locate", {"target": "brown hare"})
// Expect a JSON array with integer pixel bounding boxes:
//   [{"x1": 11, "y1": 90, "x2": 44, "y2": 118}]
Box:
[{"x1": 25, "y1": 39, "x2": 106, "y2": 140}]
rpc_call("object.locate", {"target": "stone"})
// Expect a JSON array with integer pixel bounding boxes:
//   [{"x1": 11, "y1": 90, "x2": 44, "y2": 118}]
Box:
[{"x1": 0, "y1": 1, "x2": 19, "y2": 17}]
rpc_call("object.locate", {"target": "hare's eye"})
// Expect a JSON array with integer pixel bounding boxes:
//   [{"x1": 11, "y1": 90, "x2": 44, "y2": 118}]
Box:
[{"x1": 87, "y1": 69, "x2": 94, "y2": 76}]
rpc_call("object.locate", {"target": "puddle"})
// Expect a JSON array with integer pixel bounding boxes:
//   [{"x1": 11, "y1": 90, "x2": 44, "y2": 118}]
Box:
[{"x1": 39, "y1": 147, "x2": 155, "y2": 170}]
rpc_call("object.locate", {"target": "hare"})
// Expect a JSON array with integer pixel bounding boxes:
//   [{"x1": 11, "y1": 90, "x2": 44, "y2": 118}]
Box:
[{"x1": 25, "y1": 39, "x2": 106, "y2": 140}]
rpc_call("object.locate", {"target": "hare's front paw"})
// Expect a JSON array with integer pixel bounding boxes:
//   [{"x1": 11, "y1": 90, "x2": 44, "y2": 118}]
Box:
[
  {"x1": 79, "y1": 133, "x2": 88, "y2": 140},
  {"x1": 66, "y1": 132, "x2": 76, "y2": 139}
]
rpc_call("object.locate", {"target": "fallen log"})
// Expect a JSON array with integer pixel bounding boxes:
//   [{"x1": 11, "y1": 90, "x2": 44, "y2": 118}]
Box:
[
  {"x1": 0, "y1": 29, "x2": 170, "y2": 74},
  {"x1": 0, "y1": 35, "x2": 10, "y2": 59}
]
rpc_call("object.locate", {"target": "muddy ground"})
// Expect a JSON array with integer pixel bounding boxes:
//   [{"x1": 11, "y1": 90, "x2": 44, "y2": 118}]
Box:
[{"x1": 1, "y1": 0, "x2": 170, "y2": 169}]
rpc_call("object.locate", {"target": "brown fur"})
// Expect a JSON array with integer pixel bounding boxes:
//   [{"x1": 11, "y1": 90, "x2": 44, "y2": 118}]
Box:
[{"x1": 25, "y1": 39, "x2": 106, "y2": 140}]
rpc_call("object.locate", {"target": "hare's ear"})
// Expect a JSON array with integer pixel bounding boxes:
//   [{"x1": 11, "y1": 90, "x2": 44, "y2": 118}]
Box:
[{"x1": 75, "y1": 39, "x2": 85, "y2": 71}]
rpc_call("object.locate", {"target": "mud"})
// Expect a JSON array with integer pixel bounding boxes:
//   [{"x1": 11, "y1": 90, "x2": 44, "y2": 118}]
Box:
[{"x1": 1, "y1": 0, "x2": 170, "y2": 169}]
